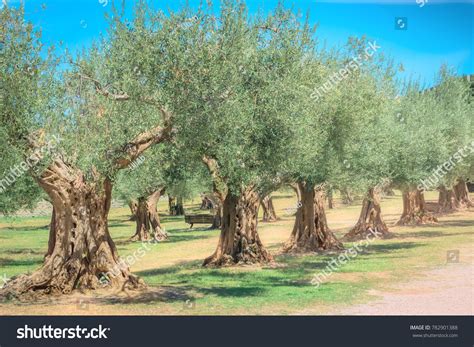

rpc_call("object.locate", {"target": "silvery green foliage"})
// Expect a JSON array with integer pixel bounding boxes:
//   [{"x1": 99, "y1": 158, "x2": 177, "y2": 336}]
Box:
[
  {"x1": 2, "y1": 1, "x2": 471, "y2": 216},
  {"x1": 114, "y1": 143, "x2": 211, "y2": 202},
  {"x1": 424, "y1": 68, "x2": 473, "y2": 187},
  {"x1": 174, "y1": 1, "x2": 314, "y2": 196},
  {"x1": 284, "y1": 35, "x2": 398, "y2": 193},
  {"x1": 390, "y1": 68, "x2": 473, "y2": 190},
  {"x1": 0, "y1": 5, "x2": 57, "y2": 213}
]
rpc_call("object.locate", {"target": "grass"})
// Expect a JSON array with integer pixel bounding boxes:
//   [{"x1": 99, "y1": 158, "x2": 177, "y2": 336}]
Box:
[{"x1": 0, "y1": 190, "x2": 472, "y2": 315}]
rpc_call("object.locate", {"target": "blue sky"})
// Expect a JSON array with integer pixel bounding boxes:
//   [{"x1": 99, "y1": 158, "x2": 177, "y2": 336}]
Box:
[{"x1": 7, "y1": 0, "x2": 474, "y2": 85}]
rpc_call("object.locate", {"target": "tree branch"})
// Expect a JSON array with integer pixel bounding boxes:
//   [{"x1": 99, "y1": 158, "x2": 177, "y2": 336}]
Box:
[
  {"x1": 202, "y1": 155, "x2": 228, "y2": 201},
  {"x1": 78, "y1": 72, "x2": 162, "y2": 107},
  {"x1": 114, "y1": 108, "x2": 173, "y2": 170},
  {"x1": 256, "y1": 25, "x2": 280, "y2": 33}
]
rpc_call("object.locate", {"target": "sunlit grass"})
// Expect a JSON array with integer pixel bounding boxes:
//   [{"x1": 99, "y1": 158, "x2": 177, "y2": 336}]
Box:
[{"x1": 0, "y1": 190, "x2": 472, "y2": 315}]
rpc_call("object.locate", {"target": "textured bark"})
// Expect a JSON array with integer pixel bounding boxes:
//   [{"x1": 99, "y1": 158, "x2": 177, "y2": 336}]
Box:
[
  {"x1": 396, "y1": 188, "x2": 438, "y2": 226},
  {"x1": 128, "y1": 199, "x2": 138, "y2": 221},
  {"x1": 327, "y1": 189, "x2": 334, "y2": 209},
  {"x1": 283, "y1": 182, "x2": 343, "y2": 253},
  {"x1": 130, "y1": 188, "x2": 167, "y2": 242},
  {"x1": 453, "y1": 179, "x2": 473, "y2": 209},
  {"x1": 168, "y1": 196, "x2": 184, "y2": 216},
  {"x1": 0, "y1": 159, "x2": 144, "y2": 299},
  {"x1": 437, "y1": 185, "x2": 460, "y2": 213},
  {"x1": 341, "y1": 188, "x2": 354, "y2": 205},
  {"x1": 0, "y1": 114, "x2": 172, "y2": 299},
  {"x1": 207, "y1": 193, "x2": 222, "y2": 229},
  {"x1": 203, "y1": 187, "x2": 272, "y2": 267},
  {"x1": 168, "y1": 196, "x2": 175, "y2": 215},
  {"x1": 343, "y1": 188, "x2": 391, "y2": 241},
  {"x1": 261, "y1": 196, "x2": 278, "y2": 222},
  {"x1": 382, "y1": 187, "x2": 395, "y2": 196},
  {"x1": 175, "y1": 196, "x2": 184, "y2": 216},
  {"x1": 200, "y1": 195, "x2": 214, "y2": 210}
]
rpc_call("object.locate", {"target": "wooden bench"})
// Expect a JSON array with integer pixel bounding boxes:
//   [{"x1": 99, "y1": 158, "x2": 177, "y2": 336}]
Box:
[{"x1": 184, "y1": 214, "x2": 215, "y2": 228}]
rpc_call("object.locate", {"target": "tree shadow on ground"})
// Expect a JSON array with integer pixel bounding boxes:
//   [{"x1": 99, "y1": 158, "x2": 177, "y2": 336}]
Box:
[
  {"x1": 402, "y1": 230, "x2": 472, "y2": 238},
  {"x1": 134, "y1": 239, "x2": 426, "y2": 299},
  {"x1": 136, "y1": 260, "x2": 203, "y2": 278},
  {"x1": 102, "y1": 286, "x2": 191, "y2": 305},
  {"x1": 398, "y1": 231, "x2": 446, "y2": 238},
  {"x1": 439, "y1": 220, "x2": 474, "y2": 228},
  {"x1": 0, "y1": 258, "x2": 41, "y2": 267},
  {"x1": 2, "y1": 249, "x2": 43, "y2": 256},
  {"x1": 107, "y1": 222, "x2": 131, "y2": 228},
  {"x1": 0, "y1": 225, "x2": 49, "y2": 232},
  {"x1": 159, "y1": 215, "x2": 185, "y2": 224},
  {"x1": 196, "y1": 286, "x2": 264, "y2": 297},
  {"x1": 360, "y1": 242, "x2": 423, "y2": 254},
  {"x1": 114, "y1": 232, "x2": 214, "y2": 246},
  {"x1": 172, "y1": 225, "x2": 219, "y2": 233}
]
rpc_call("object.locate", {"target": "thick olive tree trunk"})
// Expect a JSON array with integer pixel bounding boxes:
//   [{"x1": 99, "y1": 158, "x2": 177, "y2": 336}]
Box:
[
  {"x1": 326, "y1": 189, "x2": 334, "y2": 209},
  {"x1": 168, "y1": 196, "x2": 175, "y2": 215},
  {"x1": 453, "y1": 179, "x2": 473, "y2": 209},
  {"x1": 382, "y1": 186, "x2": 395, "y2": 196},
  {"x1": 260, "y1": 195, "x2": 278, "y2": 222},
  {"x1": 207, "y1": 193, "x2": 222, "y2": 229},
  {"x1": 168, "y1": 196, "x2": 184, "y2": 216},
  {"x1": 438, "y1": 185, "x2": 460, "y2": 213},
  {"x1": 128, "y1": 199, "x2": 138, "y2": 221},
  {"x1": 341, "y1": 188, "x2": 354, "y2": 205},
  {"x1": 130, "y1": 188, "x2": 167, "y2": 242},
  {"x1": 0, "y1": 160, "x2": 143, "y2": 299},
  {"x1": 175, "y1": 196, "x2": 184, "y2": 216},
  {"x1": 396, "y1": 188, "x2": 438, "y2": 226},
  {"x1": 203, "y1": 187, "x2": 272, "y2": 267},
  {"x1": 283, "y1": 182, "x2": 343, "y2": 253},
  {"x1": 343, "y1": 188, "x2": 391, "y2": 240}
]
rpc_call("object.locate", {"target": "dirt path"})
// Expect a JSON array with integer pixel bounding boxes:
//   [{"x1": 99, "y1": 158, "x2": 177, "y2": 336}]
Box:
[{"x1": 335, "y1": 248, "x2": 473, "y2": 315}]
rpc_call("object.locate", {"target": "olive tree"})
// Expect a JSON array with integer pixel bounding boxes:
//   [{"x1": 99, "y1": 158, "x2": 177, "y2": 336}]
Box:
[
  {"x1": 0, "y1": 2, "x2": 209, "y2": 297},
  {"x1": 173, "y1": 2, "x2": 307, "y2": 266},
  {"x1": 422, "y1": 71, "x2": 473, "y2": 212}
]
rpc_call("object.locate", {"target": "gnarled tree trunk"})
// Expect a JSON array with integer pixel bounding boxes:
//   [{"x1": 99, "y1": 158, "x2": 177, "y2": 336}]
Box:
[
  {"x1": 382, "y1": 186, "x2": 395, "y2": 197},
  {"x1": 283, "y1": 182, "x2": 343, "y2": 253},
  {"x1": 128, "y1": 199, "x2": 138, "y2": 221},
  {"x1": 168, "y1": 196, "x2": 175, "y2": 215},
  {"x1": 437, "y1": 185, "x2": 460, "y2": 213},
  {"x1": 343, "y1": 188, "x2": 391, "y2": 241},
  {"x1": 203, "y1": 187, "x2": 272, "y2": 267},
  {"x1": 341, "y1": 188, "x2": 354, "y2": 205},
  {"x1": 0, "y1": 160, "x2": 143, "y2": 299},
  {"x1": 168, "y1": 195, "x2": 184, "y2": 216},
  {"x1": 260, "y1": 195, "x2": 278, "y2": 222},
  {"x1": 130, "y1": 188, "x2": 167, "y2": 242},
  {"x1": 396, "y1": 188, "x2": 438, "y2": 226},
  {"x1": 175, "y1": 196, "x2": 184, "y2": 216},
  {"x1": 326, "y1": 189, "x2": 334, "y2": 209},
  {"x1": 453, "y1": 179, "x2": 473, "y2": 209},
  {"x1": 207, "y1": 193, "x2": 222, "y2": 229}
]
